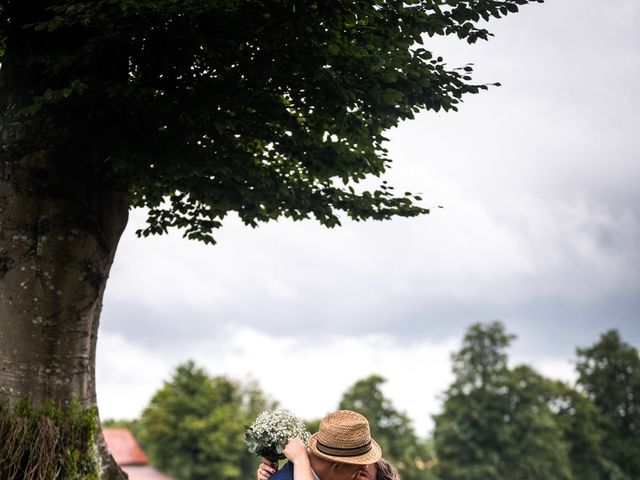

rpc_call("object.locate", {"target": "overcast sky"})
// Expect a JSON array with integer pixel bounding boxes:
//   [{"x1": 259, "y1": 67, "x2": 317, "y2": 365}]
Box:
[{"x1": 96, "y1": 0, "x2": 640, "y2": 435}]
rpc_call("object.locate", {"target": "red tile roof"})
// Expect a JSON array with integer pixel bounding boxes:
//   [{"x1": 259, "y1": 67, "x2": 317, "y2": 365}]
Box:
[
  {"x1": 122, "y1": 465, "x2": 177, "y2": 480},
  {"x1": 103, "y1": 428, "x2": 149, "y2": 466}
]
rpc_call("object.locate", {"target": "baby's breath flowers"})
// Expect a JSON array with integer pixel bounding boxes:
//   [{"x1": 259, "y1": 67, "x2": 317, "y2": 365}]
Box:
[{"x1": 244, "y1": 408, "x2": 311, "y2": 461}]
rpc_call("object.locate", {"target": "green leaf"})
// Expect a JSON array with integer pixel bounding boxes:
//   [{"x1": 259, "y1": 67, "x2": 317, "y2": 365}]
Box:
[{"x1": 381, "y1": 89, "x2": 402, "y2": 106}]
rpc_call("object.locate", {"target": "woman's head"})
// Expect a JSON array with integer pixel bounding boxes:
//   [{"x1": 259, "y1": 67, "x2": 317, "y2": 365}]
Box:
[
  {"x1": 356, "y1": 458, "x2": 400, "y2": 480},
  {"x1": 374, "y1": 458, "x2": 401, "y2": 480}
]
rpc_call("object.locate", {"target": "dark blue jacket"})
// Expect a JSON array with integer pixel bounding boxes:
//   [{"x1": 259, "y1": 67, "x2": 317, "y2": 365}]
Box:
[{"x1": 271, "y1": 462, "x2": 294, "y2": 480}]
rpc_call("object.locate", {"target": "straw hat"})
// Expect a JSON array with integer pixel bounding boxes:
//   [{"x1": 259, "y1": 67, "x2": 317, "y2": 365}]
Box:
[{"x1": 308, "y1": 410, "x2": 382, "y2": 465}]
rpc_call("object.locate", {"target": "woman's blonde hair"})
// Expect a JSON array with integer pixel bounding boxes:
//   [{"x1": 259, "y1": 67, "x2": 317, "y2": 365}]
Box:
[{"x1": 375, "y1": 458, "x2": 401, "y2": 480}]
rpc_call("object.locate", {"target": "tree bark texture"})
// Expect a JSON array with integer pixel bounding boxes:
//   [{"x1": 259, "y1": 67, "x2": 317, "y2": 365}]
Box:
[{"x1": 0, "y1": 153, "x2": 129, "y2": 479}]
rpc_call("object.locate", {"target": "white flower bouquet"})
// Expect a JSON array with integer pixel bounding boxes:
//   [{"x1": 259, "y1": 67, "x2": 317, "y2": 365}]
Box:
[{"x1": 244, "y1": 408, "x2": 311, "y2": 461}]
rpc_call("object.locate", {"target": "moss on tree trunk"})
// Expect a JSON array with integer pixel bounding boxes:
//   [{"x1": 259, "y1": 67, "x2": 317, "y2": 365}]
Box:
[{"x1": 0, "y1": 400, "x2": 100, "y2": 479}]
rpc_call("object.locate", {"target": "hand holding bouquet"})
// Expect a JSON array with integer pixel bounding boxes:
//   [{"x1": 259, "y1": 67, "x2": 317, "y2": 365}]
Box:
[{"x1": 244, "y1": 408, "x2": 311, "y2": 462}]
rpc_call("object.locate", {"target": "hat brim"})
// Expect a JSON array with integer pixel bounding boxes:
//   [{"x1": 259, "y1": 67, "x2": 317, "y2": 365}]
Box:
[{"x1": 308, "y1": 433, "x2": 382, "y2": 465}]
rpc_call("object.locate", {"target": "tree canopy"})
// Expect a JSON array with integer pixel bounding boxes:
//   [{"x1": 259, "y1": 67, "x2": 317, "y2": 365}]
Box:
[
  {"x1": 433, "y1": 323, "x2": 639, "y2": 480},
  {"x1": 1, "y1": 0, "x2": 542, "y2": 243},
  {"x1": 136, "y1": 361, "x2": 274, "y2": 480},
  {"x1": 339, "y1": 374, "x2": 436, "y2": 480},
  {"x1": 576, "y1": 330, "x2": 640, "y2": 479},
  {"x1": 434, "y1": 322, "x2": 571, "y2": 480}
]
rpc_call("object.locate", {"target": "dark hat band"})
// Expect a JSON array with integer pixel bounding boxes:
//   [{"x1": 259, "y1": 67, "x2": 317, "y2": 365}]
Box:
[{"x1": 316, "y1": 440, "x2": 372, "y2": 457}]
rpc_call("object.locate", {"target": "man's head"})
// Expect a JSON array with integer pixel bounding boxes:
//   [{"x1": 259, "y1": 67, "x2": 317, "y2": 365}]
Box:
[{"x1": 308, "y1": 410, "x2": 381, "y2": 480}]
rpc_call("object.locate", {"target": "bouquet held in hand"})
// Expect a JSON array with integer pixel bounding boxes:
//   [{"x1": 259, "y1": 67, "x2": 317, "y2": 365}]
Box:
[{"x1": 244, "y1": 408, "x2": 311, "y2": 461}]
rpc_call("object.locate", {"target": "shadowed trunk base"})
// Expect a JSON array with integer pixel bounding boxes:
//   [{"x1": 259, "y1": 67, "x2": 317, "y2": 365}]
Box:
[{"x1": 0, "y1": 400, "x2": 128, "y2": 479}]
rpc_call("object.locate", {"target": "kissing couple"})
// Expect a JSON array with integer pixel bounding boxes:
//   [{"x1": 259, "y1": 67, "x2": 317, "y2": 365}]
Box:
[{"x1": 257, "y1": 410, "x2": 400, "y2": 480}]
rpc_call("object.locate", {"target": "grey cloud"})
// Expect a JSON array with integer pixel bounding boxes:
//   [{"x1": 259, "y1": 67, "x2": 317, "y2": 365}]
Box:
[
  {"x1": 102, "y1": 281, "x2": 639, "y2": 361},
  {"x1": 101, "y1": 300, "x2": 228, "y2": 348}
]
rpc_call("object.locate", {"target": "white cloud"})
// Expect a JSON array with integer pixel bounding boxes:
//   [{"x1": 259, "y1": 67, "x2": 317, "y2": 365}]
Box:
[
  {"x1": 96, "y1": 325, "x2": 458, "y2": 433},
  {"x1": 97, "y1": 326, "x2": 586, "y2": 435},
  {"x1": 528, "y1": 357, "x2": 577, "y2": 386},
  {"x1": 190, "y1": 326, "x2": 459, "y2": 434},
  {"x1": 96, "y1": 331, "x2": 176, "y2": 420}
]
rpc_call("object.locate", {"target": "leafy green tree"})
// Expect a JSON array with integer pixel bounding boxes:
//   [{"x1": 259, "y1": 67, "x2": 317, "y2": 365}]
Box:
[
  {"x1": 548, "y1": 381, "x2": 628, "y2": 480},
  {"x1": 576, "y1": 330, "x2": 640, "y2": 478},
  {"x1": 0, "y1": 1, "x2": 542, "y2": 477},
  {"x1": 305, "y1": 418, "x2": 321, "y2": 435},
  {"x1": 433, "y1": 322, "x2": 572, "y2": 480},
  {"x1": 434, "y1": 322, "x2": 513, "y2": 480},
  {"x1": 502, "y1": 366, "x2": 572, "y2": 480},
  {"x1": 138, "y1": 361, "x2": 251, "y2": 480},
  {"x1": 339, "y1": 375, "x2": 436, "y2": 480}
]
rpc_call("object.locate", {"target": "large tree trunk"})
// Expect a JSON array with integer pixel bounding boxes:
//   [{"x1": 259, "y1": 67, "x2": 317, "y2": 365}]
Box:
[
  {"x1": 1, "y1": 2, "x2": 131, "y2": 478},
  {"x1": 0, "y1": 151, "x2": 129, "y2": 479}
]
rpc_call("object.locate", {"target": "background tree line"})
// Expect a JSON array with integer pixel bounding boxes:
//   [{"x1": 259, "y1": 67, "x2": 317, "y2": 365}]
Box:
[{"x1": 104, "y1": 324, "x2": 640, "y2": 480}]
